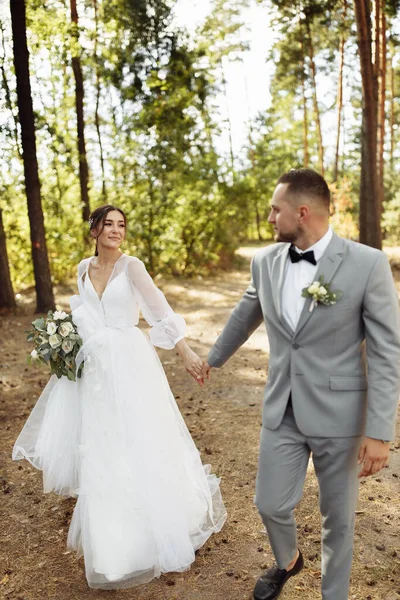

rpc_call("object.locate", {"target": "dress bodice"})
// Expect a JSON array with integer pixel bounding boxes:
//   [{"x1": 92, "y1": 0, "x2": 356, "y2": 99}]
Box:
[
  {"x1": 70, "y1": 254, "x2": 186, "y2": 350},
  {"x1": 84, "y1": 270, "x2": 140, "y2": 330}
]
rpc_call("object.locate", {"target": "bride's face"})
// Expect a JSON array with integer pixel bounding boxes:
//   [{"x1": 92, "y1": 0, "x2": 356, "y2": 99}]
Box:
[{"x1": 95, "y1": 210, "x2": 126, "y2": 250}]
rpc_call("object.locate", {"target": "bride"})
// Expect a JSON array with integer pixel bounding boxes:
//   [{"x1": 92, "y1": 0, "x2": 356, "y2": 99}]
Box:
[{"x1": 12, "y1": 204, "x2": 226, "y2": 589}]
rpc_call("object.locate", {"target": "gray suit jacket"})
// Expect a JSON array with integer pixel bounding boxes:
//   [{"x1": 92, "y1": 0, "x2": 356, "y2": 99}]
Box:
[{"x1": 208, "y1": 233, "x2": 400, "y2": 440}]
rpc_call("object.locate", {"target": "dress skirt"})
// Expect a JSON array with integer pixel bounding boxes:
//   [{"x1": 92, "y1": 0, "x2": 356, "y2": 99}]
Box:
[{"x1": 13, "y1": 323, "x2": 226, "y2": 589}]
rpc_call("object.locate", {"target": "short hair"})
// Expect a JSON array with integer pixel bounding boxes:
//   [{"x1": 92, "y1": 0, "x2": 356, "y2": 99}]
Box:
[{"x1": 277, "y1": 168, "x2": 330, "y2": 211}]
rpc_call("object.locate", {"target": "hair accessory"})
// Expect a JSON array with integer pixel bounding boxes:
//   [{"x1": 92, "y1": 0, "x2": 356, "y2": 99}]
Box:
[{"x1": 89, "y1": 217, "x2": 94, "y2": 228}]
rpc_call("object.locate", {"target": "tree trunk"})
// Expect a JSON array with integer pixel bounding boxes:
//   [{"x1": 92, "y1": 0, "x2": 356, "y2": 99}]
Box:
[
  {"x1": 353, "y1": 0, "x2": 381, "y2": 248},
  {"x1": 0, "y1": 207, "x2": 16, "y2": 309},
  {"x1": 333, "y1": 0, "x2": 347, "y2": 182},
  {"x1": 50, "y1": 60, "x2": 64, "y2": 212},
  {"x1": 248, "y1": 123, "x2": 264, "y2": 241},
  {"x1": 93, "y1": 0, "x2": 107, "y2": 201},
  {"x1": 0, "y1": 19, "x2": 22, "y2": 160},
  {"x1": 70, "y1": 0, "x2": 90, "y2": 223},
  {"x1": 147, "y1": 179, "x2": 155, "y2": 275},
  {"x1": 374, "y1": 0, "x2": 380, "y2": 76},
  {"x1": 377, "y1": 4, "x2": 386, "y2": 216},
  {"x1": 10, "y1": 0, "x2": 55, "y2": 312},
  {"x1": 389, "y1": 51, "x2": 395, "y2": 173},
  {"x1": 300, "y1": 40, "x2": 309, "y2": 167},
  {"x1": 305, "y1": 20, "x2": 324, "y2": 176},
  {"x1": 221, "y1": 59, "x2": 235, "y2": 177}
]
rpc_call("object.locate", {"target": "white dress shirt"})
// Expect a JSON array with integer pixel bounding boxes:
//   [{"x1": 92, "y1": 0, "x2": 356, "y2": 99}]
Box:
[{"x1": 281, "y1": 227, "x2": 333, "y2": 332}]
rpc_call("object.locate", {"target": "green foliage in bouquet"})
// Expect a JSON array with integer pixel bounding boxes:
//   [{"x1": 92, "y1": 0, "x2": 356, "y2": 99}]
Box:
[{"x1": 27, "y1": 310, "x2": 84, "y2": 381}]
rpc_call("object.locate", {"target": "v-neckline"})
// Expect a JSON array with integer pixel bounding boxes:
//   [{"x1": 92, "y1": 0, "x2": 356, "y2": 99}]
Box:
[{"x1": 86, "y1": 254, "x2": 124, "y2": 302}]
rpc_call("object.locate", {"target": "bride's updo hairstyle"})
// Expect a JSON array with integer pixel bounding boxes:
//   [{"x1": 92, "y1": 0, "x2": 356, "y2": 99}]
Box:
[{"x1": 89, "y1": 205, "x2": 127, "y2": 256}]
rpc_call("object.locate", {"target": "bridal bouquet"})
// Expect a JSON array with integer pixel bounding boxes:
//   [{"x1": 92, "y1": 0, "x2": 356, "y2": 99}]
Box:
[{"x1": 27, "y1": 310, "x2": 84, "y2": 381}]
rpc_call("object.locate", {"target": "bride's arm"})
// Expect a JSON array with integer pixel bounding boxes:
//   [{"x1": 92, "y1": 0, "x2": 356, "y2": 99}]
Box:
[{"x1": 127, "y1": 257, "x2": 204, "y2": 384}]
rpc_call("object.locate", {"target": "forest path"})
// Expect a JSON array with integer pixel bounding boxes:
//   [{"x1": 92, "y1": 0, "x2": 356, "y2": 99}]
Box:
[{"x1": 1, "y1": 244, "x2": 399, "y2": 600}]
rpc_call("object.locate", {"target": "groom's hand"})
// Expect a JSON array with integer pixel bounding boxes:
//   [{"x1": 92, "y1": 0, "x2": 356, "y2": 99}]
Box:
[
  {"x1": 358, "y1": 437, "x2": 390, "y2": 478},
  {"x1": 202, "y1": 362, "x2": 212, "y2": 380}
]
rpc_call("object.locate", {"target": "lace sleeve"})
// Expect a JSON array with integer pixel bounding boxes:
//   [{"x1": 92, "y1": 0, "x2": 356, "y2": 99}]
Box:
[{"x1": 126, "y1": 257, "x2": 186, "y2": 349}]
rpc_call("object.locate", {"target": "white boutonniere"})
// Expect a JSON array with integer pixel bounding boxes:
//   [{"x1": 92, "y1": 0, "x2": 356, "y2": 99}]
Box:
[{"x1": 302, "y1": 276, "x2": 342, "y2": 313}]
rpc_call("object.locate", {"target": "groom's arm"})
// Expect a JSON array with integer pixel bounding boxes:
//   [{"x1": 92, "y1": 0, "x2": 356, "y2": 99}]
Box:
[
  {"x1": 207, "y1": 258, "x2": 263, "y2": 369},
  {"x1": 362, "y1": 251, "x2": 400, "y2": 442}
]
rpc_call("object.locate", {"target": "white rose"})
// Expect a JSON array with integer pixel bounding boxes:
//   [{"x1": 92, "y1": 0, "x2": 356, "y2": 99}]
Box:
[
  {"x1": 53, "y1": 310, "x2": 68, "y2": 320},
  {"x1": 47, "y1": 321, "x2": 57, "y2": 335},
  {"x1": 318, "y1": 286, "x2": 327, "y2": 296},
  {"x1": 61, "y1": 339, "x2": 74, "y2": 354},
  {"x1": 307, "y1": 283, "x2": 320, "y2": 295},
  {"x1": 48, "y1": 334, "x2": 62, "y2": 349},
  {"x1": 30, "y1": 349, "x2": 39, "y2": 360},
  {"x1": 58, "y1": 322, "x2": 74, "y2": 338}
]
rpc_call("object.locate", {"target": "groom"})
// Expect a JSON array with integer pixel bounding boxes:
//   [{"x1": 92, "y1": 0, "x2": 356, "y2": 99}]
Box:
[{"x1": 204, "y1": 169, "x2": 400, "y2": 600}]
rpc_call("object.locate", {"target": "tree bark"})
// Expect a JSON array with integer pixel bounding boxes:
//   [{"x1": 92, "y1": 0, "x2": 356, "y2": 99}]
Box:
[
  {"x1": 305, "y1": 20, "x2": 324, "y2": 176},
  {"x1": 247, "y1": 122, "x2": 264, "y2": 241},
  {"x1": 0, "y1": 18, "x2": 22, "y2": 160},
  {"x1": 389, "y1": 51, "x2": 395, "y2": 173},
  {"x1": 374, "y1": 0, "x2": 380, "y2": 76},
  {"x1": 221, "y1": 58, "x2": 235, "y2": 177},
  {"x1": 377, "y1": 4, "x2": 386, "y2": 216},
  {"x1": 10, "y1": 0, "x2": 55, "y2": 312},
  {"x1": 70, "y1": 0, "x2": 90, "y2": 223},
  {"x1": 0, "y1": 207, "x2": 16, "y2": 309},
  {"x1": 333, "y1": 0, "x2": 347, "y2": 182},
  {"x1": 353, "y1": 0, "x2": 381, "y2": 248},
  {"x1": 93, "y1": 0, "x2": 107, "y2": 201},
  {"x1": 300, "y1": 39, "x2": 309, "y2": 168}
]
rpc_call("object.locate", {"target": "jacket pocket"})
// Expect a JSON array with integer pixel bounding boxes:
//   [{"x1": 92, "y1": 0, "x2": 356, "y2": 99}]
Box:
[{"x1": 329, "y1": 376, "x2": 367, "y2": 391}]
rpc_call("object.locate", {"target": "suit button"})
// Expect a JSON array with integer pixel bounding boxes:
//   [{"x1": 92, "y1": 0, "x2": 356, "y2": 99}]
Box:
[{"x1": 292, "y1": 343, "x2": 299, "y2": 350}]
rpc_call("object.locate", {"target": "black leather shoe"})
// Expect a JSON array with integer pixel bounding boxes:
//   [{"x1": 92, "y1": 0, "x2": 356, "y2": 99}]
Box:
[{"x1": 253, "y1": 550, "x2": 304, "y2": 600}]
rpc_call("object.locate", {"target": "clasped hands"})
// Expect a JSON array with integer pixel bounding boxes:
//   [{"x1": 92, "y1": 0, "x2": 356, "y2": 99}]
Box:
[
  {"x1": 175, "y1": 339, "x2": 207, "y2": 387},
  {"x1": 176, "y1": 341, "x2": 390, "y2": 478},
  {"x1": 175, "y1": 340, "x2": 212, "y2": 388}
]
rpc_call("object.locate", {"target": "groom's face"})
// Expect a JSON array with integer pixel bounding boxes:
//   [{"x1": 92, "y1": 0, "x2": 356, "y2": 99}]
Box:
[{"x1": 268, "y1": 183, "x2": 302, "y2": 243}]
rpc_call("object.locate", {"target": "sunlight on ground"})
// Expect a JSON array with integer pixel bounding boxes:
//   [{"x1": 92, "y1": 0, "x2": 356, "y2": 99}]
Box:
[
  {"x1": 164, "y1": 284, "x2": 241, "y2": 305},
  {"x1": 236, "y1": 244, "x2": 270, "y2": 260},
  {"x1": 383, "y1": 245, "x2": 400, "y2": 258}
]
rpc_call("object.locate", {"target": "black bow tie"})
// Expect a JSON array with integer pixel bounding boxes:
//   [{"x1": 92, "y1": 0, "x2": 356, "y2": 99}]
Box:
[{"x1": 288, "y1": 244, "x2": 316, "y2": 265}]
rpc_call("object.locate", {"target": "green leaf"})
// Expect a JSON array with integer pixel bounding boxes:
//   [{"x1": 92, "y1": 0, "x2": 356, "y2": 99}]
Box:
[{"x1": 32, "y1": 317, "x2": 46, "y2": 331}]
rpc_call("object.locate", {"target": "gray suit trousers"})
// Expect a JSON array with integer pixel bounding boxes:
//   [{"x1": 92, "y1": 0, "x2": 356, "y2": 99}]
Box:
[{"x1": 255, "y1": 404, "x2": 361, "y2": 600}]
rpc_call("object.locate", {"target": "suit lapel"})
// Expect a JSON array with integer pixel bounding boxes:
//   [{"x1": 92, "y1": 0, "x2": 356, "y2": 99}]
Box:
[
  {"x1": 271, "y1": 243, "x2": 293, "y2": 335},
  {"x1": 295, "y1": 233, "x2": 345, "y2": 337}
]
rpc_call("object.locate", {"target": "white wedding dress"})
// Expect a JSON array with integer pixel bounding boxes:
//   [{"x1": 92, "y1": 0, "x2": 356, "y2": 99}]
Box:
[{"x1": 12, "y1": 254, "x2": 226, "y2": 589}]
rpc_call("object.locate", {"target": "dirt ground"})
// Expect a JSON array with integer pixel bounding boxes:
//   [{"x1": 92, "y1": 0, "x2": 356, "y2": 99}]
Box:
[{"x1": 1, "y1": 244, "x2": 399, "y2": 600}]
